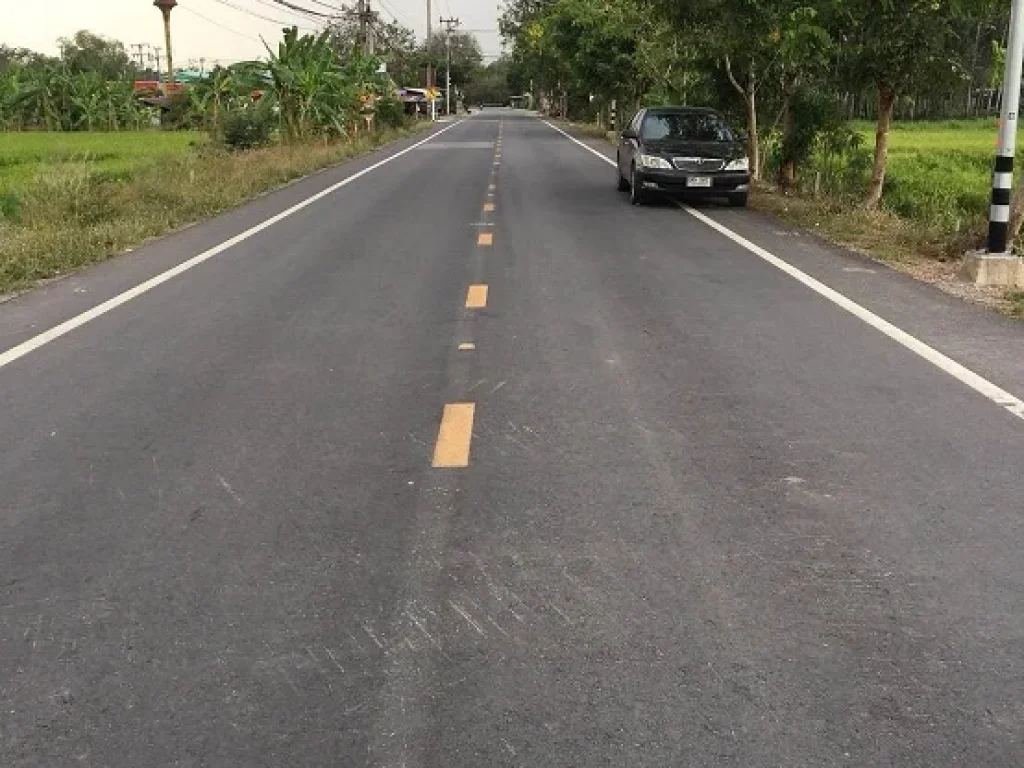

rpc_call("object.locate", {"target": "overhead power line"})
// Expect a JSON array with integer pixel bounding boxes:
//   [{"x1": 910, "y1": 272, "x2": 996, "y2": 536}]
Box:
[
  {"x1": 302, "y1": 0, "x2": 347, "y2": 11},
  {"x1": 266, "y1": 0, "x2": 337, "y2": 19},
  {"x1": 203, "y1": 0, "x2": 317, "y2": 28},
  {"x1": 376, "y1": 0, "x2": 417, "y2": 28},
  {"x1": 179, "y1": 5, "x2": 262, "y2": 41},
  {"x1": 251, "y1": 0, "x2": 322, "y2": 22}
]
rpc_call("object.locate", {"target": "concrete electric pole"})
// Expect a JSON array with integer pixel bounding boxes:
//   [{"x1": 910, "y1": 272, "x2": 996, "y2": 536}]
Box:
[
  {"x1": 153, "y1": 0, "x2": 177, "y2": 87},
  {"x1": 965, "y1": 0, "x2": 1024, "y2": 286},
  {"x1": 440, "y1": 17, "x2": 461, "y2": 116},
  {"x1": 988, "y1": 0, "x2": 1024, "y2": 254},
  {"x1": 356, "y1": 0, "x2": 377, "y2": 56}
]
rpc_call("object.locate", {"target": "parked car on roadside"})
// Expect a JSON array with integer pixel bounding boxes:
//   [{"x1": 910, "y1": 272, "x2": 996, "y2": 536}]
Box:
[{"x1": 616, "y1": 107, "x2": 751, "y2": 207}]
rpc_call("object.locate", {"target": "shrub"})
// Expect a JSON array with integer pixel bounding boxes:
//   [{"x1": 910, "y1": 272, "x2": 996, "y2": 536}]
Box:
[
  {"x1": 374, "y1": 97, "x2": 409, "y2": 129},
  {"x1": 219, "y1": 107, "x2": 276, "y2": 151}
]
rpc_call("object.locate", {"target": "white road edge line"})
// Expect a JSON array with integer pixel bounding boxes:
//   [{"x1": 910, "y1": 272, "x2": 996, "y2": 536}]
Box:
[
  {"x1": 0, "y1": 120, "x2": 466, "y2": 371},
  {"x1": 542, "y1": 118, "x2": 1024, "y2": 422}
]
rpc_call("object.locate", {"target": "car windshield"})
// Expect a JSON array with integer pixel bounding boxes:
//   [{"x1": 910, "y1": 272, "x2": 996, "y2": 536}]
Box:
[{"x1": 642, "y1": 112, "x2": 734, "y2": 142}]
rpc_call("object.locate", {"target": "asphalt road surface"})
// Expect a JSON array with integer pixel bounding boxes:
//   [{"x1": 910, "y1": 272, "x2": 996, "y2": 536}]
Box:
[{"x1": 3, "y1": 112, "x2": 1024, "y2": 767}]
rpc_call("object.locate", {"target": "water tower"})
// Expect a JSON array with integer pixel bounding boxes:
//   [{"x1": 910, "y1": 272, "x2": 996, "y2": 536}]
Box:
[{"x1": 153, "y1": 0, "x2": 177, "y2": 86}]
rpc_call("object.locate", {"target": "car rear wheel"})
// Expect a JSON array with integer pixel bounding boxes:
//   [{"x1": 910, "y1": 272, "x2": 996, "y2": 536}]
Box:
[
  {"x1": 728, "y1": 191, "x2": 749, "y2": 208},
  {"x1": 629, "y1": 165, "x2": 645, "y2": 206}
]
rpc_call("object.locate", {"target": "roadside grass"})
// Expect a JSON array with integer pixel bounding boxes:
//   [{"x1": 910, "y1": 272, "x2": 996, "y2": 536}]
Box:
[
  {"x1": 0, "y1": 131, "x2": 201, "y2": 191},
  {"x1": 0, "y1": 124, "x2": 430, "y2": 295},
  {"x1": 1007, "y1": 290, "x2": 1024, "y2": 317},
  {"x1": 564, "y1": 121, "x2": 617, "y2": 143}
]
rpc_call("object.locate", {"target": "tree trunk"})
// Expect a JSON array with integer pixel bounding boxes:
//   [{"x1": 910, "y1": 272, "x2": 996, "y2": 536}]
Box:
[
  {"x1": 746, "y1": 93, "x2": 760, "y2": 181},
  {"x1": 864, "y1": 82, "x2": 897, "y2": 209},
  {"x1": 724, "y1": 55, "x2": 760, "y2": 181},
  {"x1": 777, "y1": 76, "x2": 799, "y2": 191},
  {"x1": 778, "y1": 96, "x2": 795, "y2": 190}
]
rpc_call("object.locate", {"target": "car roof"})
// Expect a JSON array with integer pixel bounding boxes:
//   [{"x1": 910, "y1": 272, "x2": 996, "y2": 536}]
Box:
[{"x1": 644, "y1": 106, "x2": 721, "y2": 116}]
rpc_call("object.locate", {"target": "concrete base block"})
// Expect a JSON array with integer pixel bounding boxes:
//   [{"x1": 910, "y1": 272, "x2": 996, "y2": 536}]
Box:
[{"x1": 960, "y1": 251, "x2": 1024, "y2": 287}]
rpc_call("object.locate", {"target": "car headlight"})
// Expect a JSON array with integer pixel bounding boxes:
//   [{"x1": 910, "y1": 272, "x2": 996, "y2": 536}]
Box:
[
  {"x1": 638, "y1": 154, "x2": 673, "y2": 170},
  {"x1": 724, "y1": 157, "x2": 750, "y2": 172}
]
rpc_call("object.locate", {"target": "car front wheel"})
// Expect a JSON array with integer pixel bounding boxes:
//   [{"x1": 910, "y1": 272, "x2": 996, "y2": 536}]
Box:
[
  {"x1": 617, "y1": 156, "x2": 630, "y2": 191},
  {"x1": 728, "y1": 191, "x2": 749, "y2": 208},
  {"x1": 630, "y1": 165, "x2": 645, "y2": 206}
]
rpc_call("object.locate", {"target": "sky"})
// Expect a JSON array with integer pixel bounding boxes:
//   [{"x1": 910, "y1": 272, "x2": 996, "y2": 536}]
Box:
[{"x1": 2, "y1": 0, "x2": 503, "y2": 69}]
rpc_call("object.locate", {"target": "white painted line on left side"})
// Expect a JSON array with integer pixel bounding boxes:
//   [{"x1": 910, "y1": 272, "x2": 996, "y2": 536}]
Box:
[{"x1": 0, "y1": 120, "x2": 467, "y2": 371}]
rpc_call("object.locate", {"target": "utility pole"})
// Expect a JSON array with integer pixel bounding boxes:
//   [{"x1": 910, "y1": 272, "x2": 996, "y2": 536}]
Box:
[
  {"x1": 440, "y1": 17, "x2": 460, "y2": 116},
  {"x1": 425, "y1": 0, "x2": 434, "y2": 93},
  {"x1": 988, "y1": 0, "x2": 1024, "y2": 254},
  {"x1": 356, "y1": 0, "x2": 377, "y2": 56},
  {"x1": 153, "y1": 0, "x2": 177, "y2": 87},
  {"x1": 131, "y1": 43, "x2": 147, "y2": 70}
]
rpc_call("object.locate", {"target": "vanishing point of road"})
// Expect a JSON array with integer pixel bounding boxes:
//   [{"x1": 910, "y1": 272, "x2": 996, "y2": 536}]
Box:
[{"x1": 3, "y1": 112, "x2": 1024, "y2": 766}]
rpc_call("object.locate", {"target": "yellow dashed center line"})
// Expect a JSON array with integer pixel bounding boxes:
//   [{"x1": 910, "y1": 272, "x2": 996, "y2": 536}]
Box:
[
  {"x1": 432, "y1": 403, "x2": 476, "y2": 468},
  {"x1": 466, "y1": 284, "x2": 488, "y2": 307},
  {"x1": 484, "y1": 203, "x2": 495, "y2": 212},
  {"x1": 478, "y1": 232, "x2": 493, "y2": 246}
]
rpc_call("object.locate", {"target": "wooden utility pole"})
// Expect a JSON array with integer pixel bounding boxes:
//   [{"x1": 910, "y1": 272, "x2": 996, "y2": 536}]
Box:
[{"x1": 153, "y1": 0, "x2": 177, "y2": 86}]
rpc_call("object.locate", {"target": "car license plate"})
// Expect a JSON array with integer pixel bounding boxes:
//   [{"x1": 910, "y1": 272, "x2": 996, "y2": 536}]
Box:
[{"x1": 687, "y1": 176, "x2": 712, "y2": 188}]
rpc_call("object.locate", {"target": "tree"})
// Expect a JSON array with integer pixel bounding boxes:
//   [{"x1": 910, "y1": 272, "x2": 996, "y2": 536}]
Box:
[
  {"x1": 0, "y1": 45, "x2": 54, "y2": 74},
  {"x1": 421, "y1": 32, "x2": 484, "y2": 92},
  {"x1": 58, "y1": 30, "x2": 134, "y2": 80},
  {"x1": 464, "y1": 59, "x2": 513, "y2": 105},
  {"x1": 839, "y1": 0, "x2": 970, "y2": 207},
  {"x1": 326, "y1": 12, "x2": 419, "y2": 85}
]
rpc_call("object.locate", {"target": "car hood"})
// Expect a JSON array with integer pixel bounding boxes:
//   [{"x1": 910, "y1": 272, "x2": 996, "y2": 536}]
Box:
[{"x1": 643, "y1": 140, "x2": 745, "y2": 159}]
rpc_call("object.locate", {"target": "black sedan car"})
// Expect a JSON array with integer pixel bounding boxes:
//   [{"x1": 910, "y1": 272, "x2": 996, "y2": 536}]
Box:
[{"x1": 616, "y1": 107, "x2": 750, "y2": 206}]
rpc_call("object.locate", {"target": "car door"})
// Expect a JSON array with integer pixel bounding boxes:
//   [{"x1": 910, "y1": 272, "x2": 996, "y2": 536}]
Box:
[{"x1": 619, "y1": 110, "x2": 644, "y2": 175}]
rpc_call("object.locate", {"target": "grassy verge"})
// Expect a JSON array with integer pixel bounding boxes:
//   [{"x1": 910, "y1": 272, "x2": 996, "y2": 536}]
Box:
[
  {"x1": 0, "y1": 123, "x2": 432, "y2": 295},
  {"x1": 0, "y1": 131, "x2": 203, "y2": 193}
]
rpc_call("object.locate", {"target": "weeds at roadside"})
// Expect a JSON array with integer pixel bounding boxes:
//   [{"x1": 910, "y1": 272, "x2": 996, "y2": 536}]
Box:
[
  {"x1": 1006, "y1": 291, "x2": 1024, "y2": 317},
  {"x1": 0, "y1": 123, "x2": 431, "y2": 295}
]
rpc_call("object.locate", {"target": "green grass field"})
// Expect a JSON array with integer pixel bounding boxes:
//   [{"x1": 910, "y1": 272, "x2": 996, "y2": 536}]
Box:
[
  {"x1": 810, "y1": 119, "x2": 1021, "y2": 235},
  {"x1": 851, "y1": 118, "x2": 1004, "y2": 154},
  {"x1": 0, "y1": 131, "x2": 203, "y2": 191}
]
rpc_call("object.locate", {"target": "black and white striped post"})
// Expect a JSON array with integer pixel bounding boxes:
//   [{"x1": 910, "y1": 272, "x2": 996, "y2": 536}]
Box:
[{"x1": 987, "y1": 0, "x2": 1024, "y2": 254}]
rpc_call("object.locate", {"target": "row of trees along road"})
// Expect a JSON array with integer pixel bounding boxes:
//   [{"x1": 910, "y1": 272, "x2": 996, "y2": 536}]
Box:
[
  {"x1": 325, "y1": 11, "x2": 484, "y2": 97},
  {"x1": 1, "y1": 20, "x2": 489, "y2": 137},
  {"x1": 500, "y1": 0, "x2": 1013, "y2": 208},
  {"x1": 0, "y1": 32, "x2": 158, "y2": 130}
]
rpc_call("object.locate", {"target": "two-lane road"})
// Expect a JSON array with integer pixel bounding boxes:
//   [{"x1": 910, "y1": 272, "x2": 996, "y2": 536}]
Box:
[{"x1": 2, "y1": 112, "x2": 1023, "y2": 766}]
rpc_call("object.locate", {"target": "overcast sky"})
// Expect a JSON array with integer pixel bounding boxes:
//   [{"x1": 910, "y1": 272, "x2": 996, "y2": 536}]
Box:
[{"x1": 3, "y1": 0, "x2": 502, "y2": 68}]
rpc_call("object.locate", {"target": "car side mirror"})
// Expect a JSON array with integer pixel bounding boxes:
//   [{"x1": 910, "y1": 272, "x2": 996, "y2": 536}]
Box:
[{"x1": 621, "y1": 128, "x2": 638, "y2": 140}]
